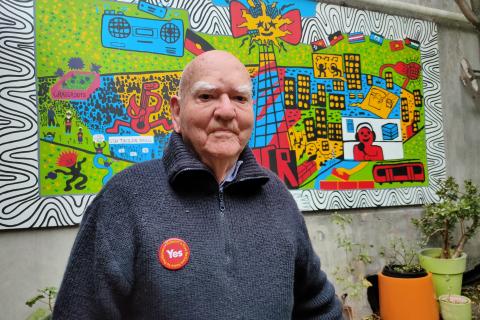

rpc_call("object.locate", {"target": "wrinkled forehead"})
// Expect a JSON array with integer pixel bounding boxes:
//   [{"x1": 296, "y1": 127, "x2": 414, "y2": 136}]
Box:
[
  {"x1": 193, "y1": 55, "x2": 250, "y2": 79},
  {"x1": 179, "y1": 51, "x2": 252, "y2": 97}
]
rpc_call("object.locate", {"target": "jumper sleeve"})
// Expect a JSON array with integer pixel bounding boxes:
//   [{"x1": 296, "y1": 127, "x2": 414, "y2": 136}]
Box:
[
  {"x1": 292, "y1": 215, "x2": 343, "y2": 320},
  {"x1": 53, "y1": 189, "x2": 135, "y2": 320}
]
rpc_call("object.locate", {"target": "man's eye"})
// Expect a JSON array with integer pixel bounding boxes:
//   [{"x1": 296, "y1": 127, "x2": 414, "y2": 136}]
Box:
[
  {"x1": 198, "y1": 94, "x2": 212, "y2": 101},
  {"x1": 234, "y1": 96, "x2": 248, "y2": 103}
]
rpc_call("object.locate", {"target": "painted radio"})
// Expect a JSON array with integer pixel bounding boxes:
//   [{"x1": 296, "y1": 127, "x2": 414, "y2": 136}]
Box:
[{"x1": 101, "y1": 10, "x2": 184, "y2": 57}]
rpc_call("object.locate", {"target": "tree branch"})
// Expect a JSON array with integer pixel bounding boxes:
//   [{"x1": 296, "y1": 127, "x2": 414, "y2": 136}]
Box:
[{"x1": 455, "y1": 0, "x2": 480, "y2": 32}]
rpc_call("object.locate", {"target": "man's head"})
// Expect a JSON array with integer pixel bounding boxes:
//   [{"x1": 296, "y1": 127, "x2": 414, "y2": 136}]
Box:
[{"x1": 171, "y1": 50, "x2": 254, "y2": 171}]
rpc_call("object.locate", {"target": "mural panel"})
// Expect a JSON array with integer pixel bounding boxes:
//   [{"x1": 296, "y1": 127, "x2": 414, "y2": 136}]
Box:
[{"x1": 0, "y1": 0, "x2": 446, "y2": 229}]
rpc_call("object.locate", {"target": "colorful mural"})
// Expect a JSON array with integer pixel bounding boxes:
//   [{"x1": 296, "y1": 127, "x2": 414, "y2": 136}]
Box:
[{"x1": 0, "y1": 0, "x2": 446, "y2": 229}]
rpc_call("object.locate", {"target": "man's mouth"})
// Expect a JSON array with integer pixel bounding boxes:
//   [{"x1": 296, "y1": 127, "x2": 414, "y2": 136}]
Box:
[{"x1": 211, "y1": 127, "x2": 236, "y2": 134}]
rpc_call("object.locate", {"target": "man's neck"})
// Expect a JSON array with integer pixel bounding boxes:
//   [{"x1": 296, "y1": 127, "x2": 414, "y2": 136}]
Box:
[{"x1": 199, "y1": 156, "x2": 238, "y2": 184}]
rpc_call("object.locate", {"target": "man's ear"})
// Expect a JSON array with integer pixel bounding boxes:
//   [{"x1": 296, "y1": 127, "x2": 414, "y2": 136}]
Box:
[{"x1": 170, "y1": 96, "x2": 181, "y2": 133}]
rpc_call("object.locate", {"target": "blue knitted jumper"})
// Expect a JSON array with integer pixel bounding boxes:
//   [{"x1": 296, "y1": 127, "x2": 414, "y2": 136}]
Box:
[{"x1": 53, "y1": 132, "x2": 342, "y2": 319}]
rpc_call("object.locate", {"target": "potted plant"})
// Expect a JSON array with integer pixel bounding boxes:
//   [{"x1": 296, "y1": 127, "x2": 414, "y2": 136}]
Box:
[
  {"x1": 438, "y1": 294, "x2": 472, "y2": 320},
  {"x1": 377, "y1": 237, "x2": 439, "y2": 320},
  {"x1": 25, "y1": 287, "x2": 57, "y2": 320},
  {"x1": 412, "y1": 177, "x2": 480, "y2": 297},
  {"x1": 437, "y1": 274, "x2": 472, "y2": 320}
]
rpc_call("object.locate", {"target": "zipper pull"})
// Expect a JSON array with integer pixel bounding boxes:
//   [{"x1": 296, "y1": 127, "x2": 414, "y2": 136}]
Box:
[{"x1": 219, "y1": 190, "x2": 226, "y2": 212}]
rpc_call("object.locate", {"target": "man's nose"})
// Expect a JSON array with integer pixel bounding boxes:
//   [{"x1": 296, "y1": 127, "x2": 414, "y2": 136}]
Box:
[{"x1": 214, "y1": 94, "x2": 236, "y2": 119}]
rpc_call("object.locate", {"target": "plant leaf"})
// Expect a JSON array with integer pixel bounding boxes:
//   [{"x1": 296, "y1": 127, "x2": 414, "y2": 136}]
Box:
[{"x1": 26, "y1": 295, "x2": 45, "y2": 308}]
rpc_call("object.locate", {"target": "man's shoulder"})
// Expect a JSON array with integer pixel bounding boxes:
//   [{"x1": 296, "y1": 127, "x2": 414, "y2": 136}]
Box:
[
  {"x1": 261, "y1": 168, "x2": 293, "y2": 193},
  {"x1": 86, "y1": 159, "x2": 167, "y2": 217},
  {"x1": 255, "y1": 168, "x2": 300, "y2": 211},
  {"x1": 103, "y1": 158, "x2": 166, "y2": 191}
]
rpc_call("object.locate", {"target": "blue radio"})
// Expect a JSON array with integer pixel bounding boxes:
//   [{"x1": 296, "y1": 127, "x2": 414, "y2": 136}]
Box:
[{"x1": 101, "y1": 10, "x2": 184, "y2": 57}]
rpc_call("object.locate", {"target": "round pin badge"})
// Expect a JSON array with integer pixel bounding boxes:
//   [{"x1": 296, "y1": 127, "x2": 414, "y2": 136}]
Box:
[{"x1": 158, "y1": 238, "x2": 190, "y2": 270}]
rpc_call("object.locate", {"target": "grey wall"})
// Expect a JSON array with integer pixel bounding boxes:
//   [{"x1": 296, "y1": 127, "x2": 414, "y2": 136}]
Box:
[
  {"x1": 1, "y1": 1, "x2": 479, "y2": 319},
  {"x1": 0, "y1": 228, "x2": 76, "y2": 319}
]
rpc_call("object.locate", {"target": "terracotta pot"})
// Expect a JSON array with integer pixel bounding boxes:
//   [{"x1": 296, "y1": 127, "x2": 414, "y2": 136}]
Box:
[{"x1": 378, "y1": 271, "x2": 439, "y2": 320}]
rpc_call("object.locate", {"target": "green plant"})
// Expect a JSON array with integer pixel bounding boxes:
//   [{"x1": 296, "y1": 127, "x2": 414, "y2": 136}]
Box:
[
  {"x1": 331, "y1": 213, "x2": 374, "y2": 300},
  {"x1": 412, "y1": 177, "x2": 480, "y2": 259},
  {"x1": 25, "y1": 287, "x2": 57, "y2": 320},
  {"x1": 379, "y1": 237, "x2": 424, "y2": 274}
]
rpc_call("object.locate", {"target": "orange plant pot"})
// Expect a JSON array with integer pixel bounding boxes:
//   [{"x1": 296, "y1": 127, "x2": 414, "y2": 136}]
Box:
[{"x1": 378, "y1": 272, "x2": 439, "y2": 320}]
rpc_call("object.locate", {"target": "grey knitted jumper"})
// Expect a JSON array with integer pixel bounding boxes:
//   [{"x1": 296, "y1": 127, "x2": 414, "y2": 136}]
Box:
[{"x1": 53, "y1": 132, "x2": 342, "y2": 319}]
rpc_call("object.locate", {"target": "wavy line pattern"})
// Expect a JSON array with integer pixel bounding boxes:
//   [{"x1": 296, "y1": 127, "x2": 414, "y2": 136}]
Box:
[
  {"x1": 0, "y1": 0, "x2": 94, "y2": 229},
  {"x1": 0, "y1": 0, "x2": 445, "y2": 229}
]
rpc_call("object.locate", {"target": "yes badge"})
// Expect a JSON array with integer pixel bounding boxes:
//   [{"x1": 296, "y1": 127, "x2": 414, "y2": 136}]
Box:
[{"x1": 158, "y1": 238, "x2": 190, "y2": 270}]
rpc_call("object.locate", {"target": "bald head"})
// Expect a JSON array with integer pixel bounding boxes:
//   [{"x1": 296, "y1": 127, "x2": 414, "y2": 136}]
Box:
[{"x1": 178, "y1": 50, "x2": 252, "y2": 100}]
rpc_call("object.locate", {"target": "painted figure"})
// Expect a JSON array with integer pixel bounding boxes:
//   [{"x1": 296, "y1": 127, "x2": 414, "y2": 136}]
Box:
[
  {"x1": 65, "y1": 110, "x2": 73, "y2": 134},
  {"x1": 47, "y1": 106, "x2": 56, "y2": 127},
  {"x1": 92, "y1": 138, "x2": 113, "y2": 185},
  {"x1": 353, "y1": 123, "x2": 384, "y2": 161},
  {"x1": 330, "y1": 63, "x2": 342, "y2": 77},
  {"x1": 77, "y1": 127, "x2": 83, "y2": 144},
  {"x1": 106, "y1": 82, "x2": 172, "y2": 134},
  {"x1": 316, "y1": 57, "x2": 327, "y2": 77},
  {"x1": 45, "y1": 151, "x2": 88, "y2": 191},
  {"x1": 94, "y1": 141, "x2": 107, "y2": 154}
]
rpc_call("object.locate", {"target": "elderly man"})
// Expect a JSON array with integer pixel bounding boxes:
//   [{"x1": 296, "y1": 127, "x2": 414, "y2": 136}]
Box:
[{"x1": 53, "y1": 50, "x2": 342, "y2": 319}]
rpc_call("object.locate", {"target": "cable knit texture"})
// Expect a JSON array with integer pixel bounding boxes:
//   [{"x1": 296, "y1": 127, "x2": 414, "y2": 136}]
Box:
[{"x1": 53, "y1": 132, "x2": 342, "y2": 320}]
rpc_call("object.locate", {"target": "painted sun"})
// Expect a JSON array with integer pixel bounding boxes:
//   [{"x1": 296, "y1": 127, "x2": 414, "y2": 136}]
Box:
[{"x1": 240, "y1": 1, "x2": 293, "y2": 47}]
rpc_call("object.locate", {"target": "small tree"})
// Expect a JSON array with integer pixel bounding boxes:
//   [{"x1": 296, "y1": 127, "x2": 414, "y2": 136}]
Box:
[
  {"x1": 412, "y1": 177, "x2": 480, "y2": 259},
  {"x1": 331, "y1": 213, "x2": 374, "y2": 301},
  {"x1": 379, "y1": 237, "x2": 424, "y2": 274},
  {"x1": 455, "y1": 0, "x2": 480, "y2": 33}
]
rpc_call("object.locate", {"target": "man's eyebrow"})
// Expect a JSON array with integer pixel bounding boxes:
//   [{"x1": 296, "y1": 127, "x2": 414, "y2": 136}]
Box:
[
  {"x1": 190, "y1": 81, "x2": 252, "y2": 97},
  {"x1": 235, "y1": 84, "x2": 252, "y2": 96},
  {"x1": 190, "y1": 81, "x2": 217, "y2": 93}
]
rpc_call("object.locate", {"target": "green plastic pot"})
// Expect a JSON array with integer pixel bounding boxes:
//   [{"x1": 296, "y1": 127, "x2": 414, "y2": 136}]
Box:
[
  {"x1": 418, "y1": 248, "x2": 467, "y2": 297},
  {"x1": 438, "y1": 295, "x2": 472, "y2": 320}
]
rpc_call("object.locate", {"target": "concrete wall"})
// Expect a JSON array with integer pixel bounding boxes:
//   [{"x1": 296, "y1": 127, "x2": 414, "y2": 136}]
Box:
[{"x1": 1, "y1": 1, "x2": 479, "y2": 319}]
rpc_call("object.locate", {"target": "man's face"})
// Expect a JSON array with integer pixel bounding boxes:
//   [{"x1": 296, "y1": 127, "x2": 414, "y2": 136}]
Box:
[{"x1": 171, "y1": 52, "x2": 254, "y2": 164}]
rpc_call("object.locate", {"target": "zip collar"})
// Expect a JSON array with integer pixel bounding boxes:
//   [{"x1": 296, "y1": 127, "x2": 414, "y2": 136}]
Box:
[{"x1": 163, "y1": 132, "x2": 270, "y2": 193}]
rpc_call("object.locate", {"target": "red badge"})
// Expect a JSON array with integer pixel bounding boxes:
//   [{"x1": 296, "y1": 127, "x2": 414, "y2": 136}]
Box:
[{"x1": 158, "y1": 238, "x2": 190, "y2": 270}]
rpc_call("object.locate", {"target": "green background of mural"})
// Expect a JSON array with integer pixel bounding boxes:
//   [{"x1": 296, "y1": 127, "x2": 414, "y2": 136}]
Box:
[{"x1": 36, "y1": 0, "x2": 427, "y2": 196}]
